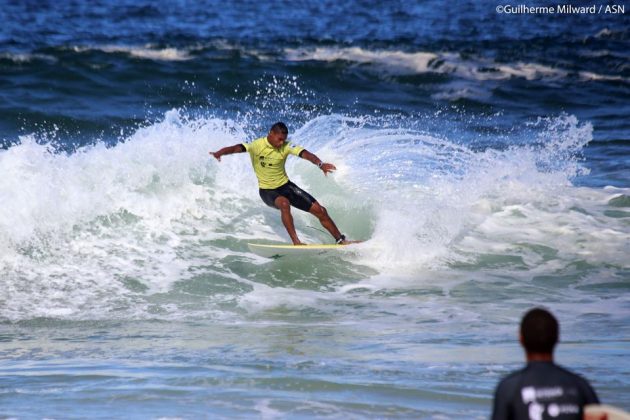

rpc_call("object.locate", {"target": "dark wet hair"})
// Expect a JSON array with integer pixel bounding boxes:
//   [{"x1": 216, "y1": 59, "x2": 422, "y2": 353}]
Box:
[
  {"x1": 270, "y1": 122, "x2": 288, "y2": 135},
  {"x1": 520, "y1": 308, "x2": 559, "y2": 354}
]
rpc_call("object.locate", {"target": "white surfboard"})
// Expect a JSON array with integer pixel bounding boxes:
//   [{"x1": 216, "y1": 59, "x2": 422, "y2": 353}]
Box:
[{"x1": 247, "y1": 243, "x2": 354, "y2": 258}]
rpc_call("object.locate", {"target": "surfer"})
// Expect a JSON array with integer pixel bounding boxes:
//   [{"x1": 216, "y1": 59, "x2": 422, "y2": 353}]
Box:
[
  {"x1": 210, "y1": 122, "x2": 350, "y2": 245},
  {"x1": 491, "y1": 307, "x2": 599, "y2": 420}
]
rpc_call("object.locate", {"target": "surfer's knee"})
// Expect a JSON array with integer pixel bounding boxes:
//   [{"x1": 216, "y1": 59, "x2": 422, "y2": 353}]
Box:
[{"x1": 275, "y1": 196, "x2": 291, "y2": 211}]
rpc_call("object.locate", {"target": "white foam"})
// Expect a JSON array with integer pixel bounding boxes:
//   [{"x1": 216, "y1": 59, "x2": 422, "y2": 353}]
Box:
[
  {"x1": 254, "y1": 399, "x2": 283, "y2": 420},
  {"x1": 1, "y1": 111, "x2": 626, "y2": 320},
  {"x1": 578, "y1": 71, "x2": 626, "y2": 82},
  {"x1": 0, "y1": 110, "x2": 259, "y2": 320},
  {"x1": 70, "y1": 44, "x2": 192, "y2": 61},
  {"x1": 0, "y1": 52, "x2": 57, "y2": 63},
  {"x1": 291, "y1": 114, "x2": 628, "y2": 279},
  {"x1": 285, "y1": 47, "x2": 438, "y2": 75},
  {"x1": 285, "y1": 46, "x2": 627, "y2": 84}
]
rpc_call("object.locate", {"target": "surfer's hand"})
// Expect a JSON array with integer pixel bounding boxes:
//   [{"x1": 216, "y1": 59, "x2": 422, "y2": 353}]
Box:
[
  {"x1": 320, "y1": 163, "x2": 336, "y2": 176},
  {"x1": 210, "y1": 151, "x2": 221, "y2": 161}
]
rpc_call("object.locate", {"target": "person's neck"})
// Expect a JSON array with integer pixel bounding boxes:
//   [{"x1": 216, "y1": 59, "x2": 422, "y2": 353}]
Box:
[{"x1": 526, "y1": 352, "x2": 554, "y2": 362}]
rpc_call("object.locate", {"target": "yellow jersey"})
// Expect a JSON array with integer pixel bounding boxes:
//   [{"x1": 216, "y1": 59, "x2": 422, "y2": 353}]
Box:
[{"x1": 242, "y1": 137, "x2": 305, "y2": 189}]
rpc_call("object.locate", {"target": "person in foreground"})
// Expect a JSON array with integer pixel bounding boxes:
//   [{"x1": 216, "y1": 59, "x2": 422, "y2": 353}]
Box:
[
  {"x1": 492, "y1": 307, "x2": 599, "y2": 420},
  {"x1": 210, "y1": 122, "x2": 350, "y2": 245}
]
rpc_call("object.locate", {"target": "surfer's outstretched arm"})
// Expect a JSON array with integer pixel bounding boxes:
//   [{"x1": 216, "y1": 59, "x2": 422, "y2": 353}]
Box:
[
  {"x1": 299, "y1": 150, "x2": 336, "y2": 176},
  {"x1": 210, "y1": 144, "x2": 246, "y2": 161}
]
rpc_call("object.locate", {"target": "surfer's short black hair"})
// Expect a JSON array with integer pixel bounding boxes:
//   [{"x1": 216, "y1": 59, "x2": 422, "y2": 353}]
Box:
[
  {"x1": 520, "y1": 307, "x2": 559, "y2": 354},
  {"x1": 270, "y1": 122, "x2": 288, "y2": 135}
]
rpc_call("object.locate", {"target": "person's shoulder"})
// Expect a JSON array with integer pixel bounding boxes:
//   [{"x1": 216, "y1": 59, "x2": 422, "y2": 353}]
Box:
[
  {"x1": 554, "y1": 364, "x2": 596, "y2": 387},
  {"x1": 244, "y1": 137, "x2": 266, "y2": 150},
  {"x1": 284, "y1": 140, "x2": 304, "y2": 155},
  {"x1": 495, "y1": 365, "x2": 527, "y2": 392},
  {"x1": 500, "y1": 366, "x2": 527, "y2": 382},
  {"x1": 555, "y1": 363, "x2": 600, "y2": 403},
  {"x1": 492, "y1": 367, "x2": 527, "y2": 420}
]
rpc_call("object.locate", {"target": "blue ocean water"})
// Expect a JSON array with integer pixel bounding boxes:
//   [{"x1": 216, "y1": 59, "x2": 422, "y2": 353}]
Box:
[{"x1": 0, "y1": 1, "x2": 629, "y2": 418}]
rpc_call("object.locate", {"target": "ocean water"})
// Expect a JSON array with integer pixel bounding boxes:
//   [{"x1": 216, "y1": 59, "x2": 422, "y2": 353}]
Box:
[{"x1": 1, "y1": 1, "x2": 629, "y2": 418}]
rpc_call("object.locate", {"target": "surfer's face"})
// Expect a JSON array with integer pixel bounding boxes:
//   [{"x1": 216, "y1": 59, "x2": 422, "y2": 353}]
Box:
[{"x1": 267, "y1": 131, "x2": 287, "y2": 149}]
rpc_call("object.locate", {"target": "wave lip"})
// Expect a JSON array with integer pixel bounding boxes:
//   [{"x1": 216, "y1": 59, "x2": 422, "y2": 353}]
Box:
[
  {"x1": 284, "y1": 46, "x2": 627, "y2": 83},
  {"x1": 68, "y1": 44, "x2": 193, "y2": 61},
  {"x1": 286, "y1": 46, "x2": 439, "y2": 75}
]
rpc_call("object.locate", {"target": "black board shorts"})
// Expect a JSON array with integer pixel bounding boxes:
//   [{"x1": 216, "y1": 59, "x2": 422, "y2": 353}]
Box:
[{"x1": 259, "y1": 181, "x2": 317, "y2": 212}]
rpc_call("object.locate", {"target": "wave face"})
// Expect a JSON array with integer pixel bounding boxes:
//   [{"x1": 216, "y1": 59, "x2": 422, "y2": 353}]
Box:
[
  {"x1": 1, "y1": 0, "x2": 629, "y2": 417},
  {"x1": 2, "y1": 111, "x2": 627, "y2": 323}
]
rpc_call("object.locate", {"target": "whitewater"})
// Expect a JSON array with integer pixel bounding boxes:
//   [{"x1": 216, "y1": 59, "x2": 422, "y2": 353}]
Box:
[
  {"x1": 1, "y1": 107, "x2": 628, "y2": 417},
  {"x1": 1, "y1": 109, "x2": 626, "y2": 314}
]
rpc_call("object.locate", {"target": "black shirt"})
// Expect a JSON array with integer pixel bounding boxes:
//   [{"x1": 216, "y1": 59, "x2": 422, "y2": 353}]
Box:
[{"x1": 492, "y1": 361, "x2": 599, "y2": 420}]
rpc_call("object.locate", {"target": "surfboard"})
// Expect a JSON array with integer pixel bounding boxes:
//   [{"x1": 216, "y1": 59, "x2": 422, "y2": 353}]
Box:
[{"x1": 247, "y1": 242, "x2": 353, "y2": 258}]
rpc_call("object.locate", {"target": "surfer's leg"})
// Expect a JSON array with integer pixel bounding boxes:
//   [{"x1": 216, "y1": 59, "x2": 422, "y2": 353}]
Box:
[
  {"x1": 274, "y1": 196, "x2": 303, "y2": 245},
  {"x1": 309, "y1": 202, "x2": 346, "y2": 243}
]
